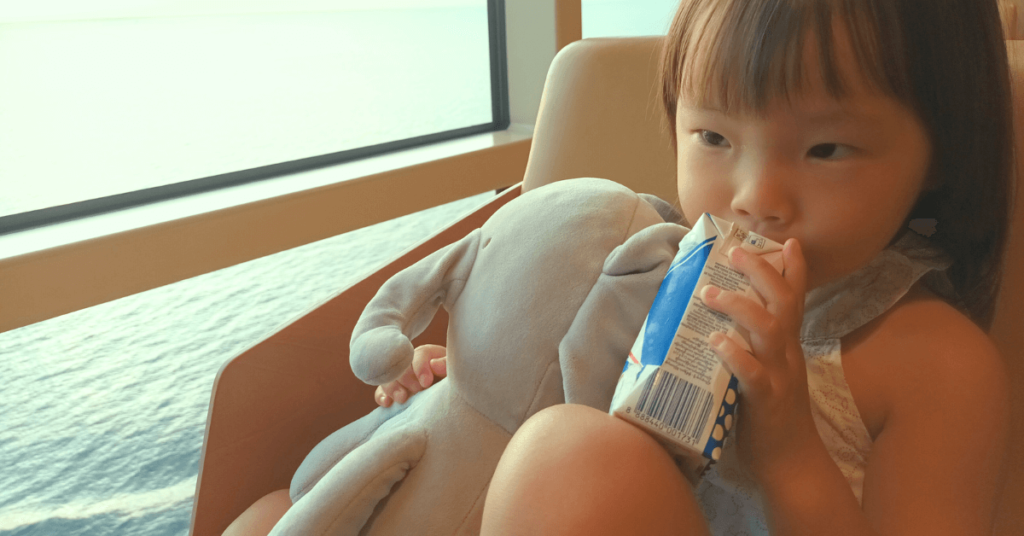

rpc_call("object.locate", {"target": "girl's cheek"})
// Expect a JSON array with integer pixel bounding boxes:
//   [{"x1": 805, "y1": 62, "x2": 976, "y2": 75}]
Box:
[
  {"x1": 677, "y1": 145, "x2": 738, "y2": 225},
  {"x1": 678, "y1": 160, "x2": 727, "y2": 202}
]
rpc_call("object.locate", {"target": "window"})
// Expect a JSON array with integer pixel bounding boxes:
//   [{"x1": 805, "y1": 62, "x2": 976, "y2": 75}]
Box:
[
  {"x1": 581, "y1": 0, "x2": 679, "y2": 39},
  {"x1": 0, "y1": 0, "x2": 507, "y2": 233}
]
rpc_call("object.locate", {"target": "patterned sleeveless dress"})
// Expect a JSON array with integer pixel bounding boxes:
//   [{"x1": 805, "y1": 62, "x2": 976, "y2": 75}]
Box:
[{"x1": 693, "y1": 227, "x2": 955, "y2": 535}]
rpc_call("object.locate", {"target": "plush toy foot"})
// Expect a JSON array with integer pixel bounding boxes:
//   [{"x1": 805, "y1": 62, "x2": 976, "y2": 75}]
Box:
[{"x1": 270, "y1": 428, "x2": 427, "y2": 536}]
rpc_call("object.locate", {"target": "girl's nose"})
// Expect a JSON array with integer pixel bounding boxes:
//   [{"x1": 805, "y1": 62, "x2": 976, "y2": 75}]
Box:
[{"x1": 730, "y1": 157, "x2": 793, "y2": 227}]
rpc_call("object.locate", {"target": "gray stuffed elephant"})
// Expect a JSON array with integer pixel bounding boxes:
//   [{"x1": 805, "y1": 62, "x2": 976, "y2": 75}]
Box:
[{"x1": 269, "y1": 177, "x2": 691, "y2": 536}]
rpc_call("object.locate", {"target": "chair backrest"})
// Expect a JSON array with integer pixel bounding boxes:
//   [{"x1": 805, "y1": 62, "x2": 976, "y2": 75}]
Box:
[
  {"x1": 1000, "y1": 0, "x2": 1018, "y2": 40},
  {"x1": 521, "y1": 35, "x2": 1024, "y2": 534},
  {"x1": 522, "y1": 37, "x2": 677, "y2": 201}
]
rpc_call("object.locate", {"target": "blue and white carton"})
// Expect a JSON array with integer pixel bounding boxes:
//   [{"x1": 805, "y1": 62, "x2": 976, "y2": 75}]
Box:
[{"x1": 609, "y1": 212, "x2": 785, "y2": 483}]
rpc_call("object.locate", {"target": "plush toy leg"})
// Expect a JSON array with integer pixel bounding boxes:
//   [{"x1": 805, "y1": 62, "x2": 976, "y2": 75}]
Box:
[
  {"x1": 269, "y1": 428, "x2": 427, "y2": 536},
  {"x1": 290, "y1": 404, "x2": 405, "y2": 503}
]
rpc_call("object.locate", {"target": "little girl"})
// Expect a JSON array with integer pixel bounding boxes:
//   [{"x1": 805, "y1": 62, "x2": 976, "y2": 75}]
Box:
[{"x1": 226, "y1": 0, "x2": 1015, "y2": 534}]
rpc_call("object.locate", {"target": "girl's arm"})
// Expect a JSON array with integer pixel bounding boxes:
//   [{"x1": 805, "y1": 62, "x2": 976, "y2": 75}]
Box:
[{"x1": 758, "y1": 319, "x2": 1010, "y2": 535}]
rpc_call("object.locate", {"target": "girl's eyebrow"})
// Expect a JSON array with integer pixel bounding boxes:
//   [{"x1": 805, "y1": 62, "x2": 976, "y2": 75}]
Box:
[
  {"x1": 797, "y1": 107, "x2": 875, "y2": 125},
  {"x1": 682, "y1": 102, "x2": 875, "y2": 125}
]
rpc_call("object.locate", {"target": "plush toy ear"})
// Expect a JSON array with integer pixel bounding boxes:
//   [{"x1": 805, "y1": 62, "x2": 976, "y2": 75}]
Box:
[
  {"x1": 559, "y1": 223, "x2": 690, "y2": 411},
  {"x1": 350, "y1": 229, "x2": 481, "y2": 385},
  {"x1": 638, "y1": 193, "x2": 689, "y2": 227}
]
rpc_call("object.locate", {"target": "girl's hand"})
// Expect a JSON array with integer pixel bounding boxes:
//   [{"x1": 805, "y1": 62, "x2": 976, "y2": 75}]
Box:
[
  {"x1": 374, "y1": 344, "x2": 447, "y2": 407},
  {"x1": 699, "y1": 239, "x2": 820, "y2": 484}
]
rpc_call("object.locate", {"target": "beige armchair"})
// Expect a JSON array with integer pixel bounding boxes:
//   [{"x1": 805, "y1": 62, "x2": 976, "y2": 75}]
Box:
[
  {"x1": 189, "y1": 37, "x2": 1024, "y2": 536},
  {"x1": 1001, "y1": 0, "x2": 1018, "y2": 40}
]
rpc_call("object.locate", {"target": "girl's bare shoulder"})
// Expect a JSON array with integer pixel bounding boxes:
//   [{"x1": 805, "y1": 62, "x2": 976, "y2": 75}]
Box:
[
  {"x1": 848, "y1": 282, "x2": 1010, "y2": 533},
  {"x1": 841, "y1": 281, "x2": 1007, "y2": 438},
  {"x1": 876, "y1": 282, "x2": 1005, "y2": 391}
]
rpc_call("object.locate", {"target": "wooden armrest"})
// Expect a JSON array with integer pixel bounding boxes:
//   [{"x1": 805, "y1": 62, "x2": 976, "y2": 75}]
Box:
[{"x1": 188, "y1": 184, "x2": 523, "y2": 536}]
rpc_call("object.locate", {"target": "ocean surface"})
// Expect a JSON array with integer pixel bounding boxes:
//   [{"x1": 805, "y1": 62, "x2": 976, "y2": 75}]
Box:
[
  {"x1": 0, "y1": 2, "x2": 677, "y2": 534},
  {"x1": 0, "y1": 190, "x2": 493, "y2": 536}
]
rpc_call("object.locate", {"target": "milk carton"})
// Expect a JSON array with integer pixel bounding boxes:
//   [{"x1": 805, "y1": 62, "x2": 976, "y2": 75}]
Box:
[{"x1": 609, "y1": 213, "x2": 785, "y2": 483}]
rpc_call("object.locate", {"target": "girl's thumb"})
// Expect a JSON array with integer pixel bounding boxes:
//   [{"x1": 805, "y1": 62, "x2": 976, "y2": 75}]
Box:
[{"x1": 430, "y1": 357, "x2": 447, "y2": 378}]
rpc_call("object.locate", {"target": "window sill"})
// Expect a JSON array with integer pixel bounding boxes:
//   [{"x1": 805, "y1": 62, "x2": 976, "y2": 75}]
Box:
[{"x1": 0, "y1": 125, "x2": 533, "y2": 333}]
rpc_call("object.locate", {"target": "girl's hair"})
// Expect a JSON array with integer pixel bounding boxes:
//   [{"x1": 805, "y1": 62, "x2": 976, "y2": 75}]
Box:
[{"x1": 658, "y1": 0, "x2": 1018, "y2": 332}]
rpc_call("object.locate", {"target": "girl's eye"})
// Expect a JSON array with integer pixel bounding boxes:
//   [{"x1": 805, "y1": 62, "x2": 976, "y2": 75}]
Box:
[
  {"x1": 698, "y1": 130, "x2": 729, "y2": 147},
  {"x1": 808, "y1": 143, "x2": 853, "y2": 159}
]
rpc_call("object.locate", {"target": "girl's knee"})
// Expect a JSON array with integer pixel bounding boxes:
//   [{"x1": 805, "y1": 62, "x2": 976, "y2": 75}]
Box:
[
  {"x1": 221, "y1": 488, "x2": 292, "y2": 536},
  {"x1": 516, "y1": 404, "x2": 686, "y2": 478},
  {"x1": 530, "y1": 403, "x2": 695, "y2": 490},
  {"x1": 515, "y1": 403, "x2": 620, "y2": 451},
  {"x1": 483, "y1": 404, "x2": 708, "y2": 535}
]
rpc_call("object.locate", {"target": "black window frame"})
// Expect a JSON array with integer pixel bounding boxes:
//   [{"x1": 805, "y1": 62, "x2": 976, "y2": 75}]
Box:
[{"x1": 0, "y1": 0, "x2": 510, "y2": 236}]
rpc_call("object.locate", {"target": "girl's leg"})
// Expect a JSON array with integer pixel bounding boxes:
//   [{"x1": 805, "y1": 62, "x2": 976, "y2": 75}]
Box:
[
  {"x1": 221, "y1": 488, "x2": 292, "y2": 536},
  {"x1": 481, "y1": 403, "x2": 711, "y2": 536}
]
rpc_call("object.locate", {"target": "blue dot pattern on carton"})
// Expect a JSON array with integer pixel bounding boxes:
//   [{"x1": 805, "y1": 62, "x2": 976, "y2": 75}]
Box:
[{"x1": 703, "y1": 375, "x2": 739, "y2": 462}]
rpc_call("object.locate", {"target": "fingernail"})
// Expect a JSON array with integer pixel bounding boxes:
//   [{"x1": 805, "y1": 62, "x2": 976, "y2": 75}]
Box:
[
  {"x1": 394, "y1": 388, "x2": 405, "y2": 403},
  {"x1": 419, "y1": 372, "x2": 431, "y2": 386},
  {"x1": 729, "y1": 246, "x2": 743, "y2": 261},
  {"x1": 702, "y1": 285, "x2": 720, "y2": 301}
]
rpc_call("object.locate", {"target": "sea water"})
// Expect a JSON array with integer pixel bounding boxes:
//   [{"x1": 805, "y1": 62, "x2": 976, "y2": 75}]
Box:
[{"x1": 0, "y1": 192, "x2": 491, "y2": 535}]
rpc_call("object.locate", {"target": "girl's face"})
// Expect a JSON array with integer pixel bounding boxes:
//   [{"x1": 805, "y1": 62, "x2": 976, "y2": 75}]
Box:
[{"x1": 675, "y1": 23, "x2": 934, "y2": 293}]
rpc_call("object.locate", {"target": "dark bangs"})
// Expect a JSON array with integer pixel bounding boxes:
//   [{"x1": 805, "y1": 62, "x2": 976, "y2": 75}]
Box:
[{"x1": 662, "y1": 0, "x2": 912, "y2": 139}]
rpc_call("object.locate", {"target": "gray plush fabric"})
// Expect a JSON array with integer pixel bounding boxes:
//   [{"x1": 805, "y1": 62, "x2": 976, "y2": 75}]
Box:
[
  {"x1": 270, "y1": 178, "x2": 691, "y2": 536},
  {"x1": 638, "y1": 192, "x2": 688, "y2": 228}
]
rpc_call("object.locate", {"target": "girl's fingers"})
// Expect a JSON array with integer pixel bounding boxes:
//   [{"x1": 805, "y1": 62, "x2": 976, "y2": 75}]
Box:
[
  {"x1": 394, "y1": 369, "x2": 422, "y2": 400},
  {"x1": 783, "y1": 238, "x2": 808, "y2": 319},
  {"x1": 377, "y1": 374, "x2": 415, "y2": 405},
  {"x1": 702, "y1": 286, "x2": 782, "y2": 366},
  {"x1": 429, "y1": 357, "x2": 447, "y2": 379},
  {"x1": 375, "y1": 345, "x2": 449, "y2": 406},
  {"x1": 375, "y1": 386, "x2": 393, "y2": 408},
  {"x1": 412, "y1": 345, "x2": 448, "y2": 387},
  {"x1": 382, "y1": 380, "x2": 405, "y2": 402},
  {"x1": 709, "y1": 332, "x2": 767, "y2": 395}
]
